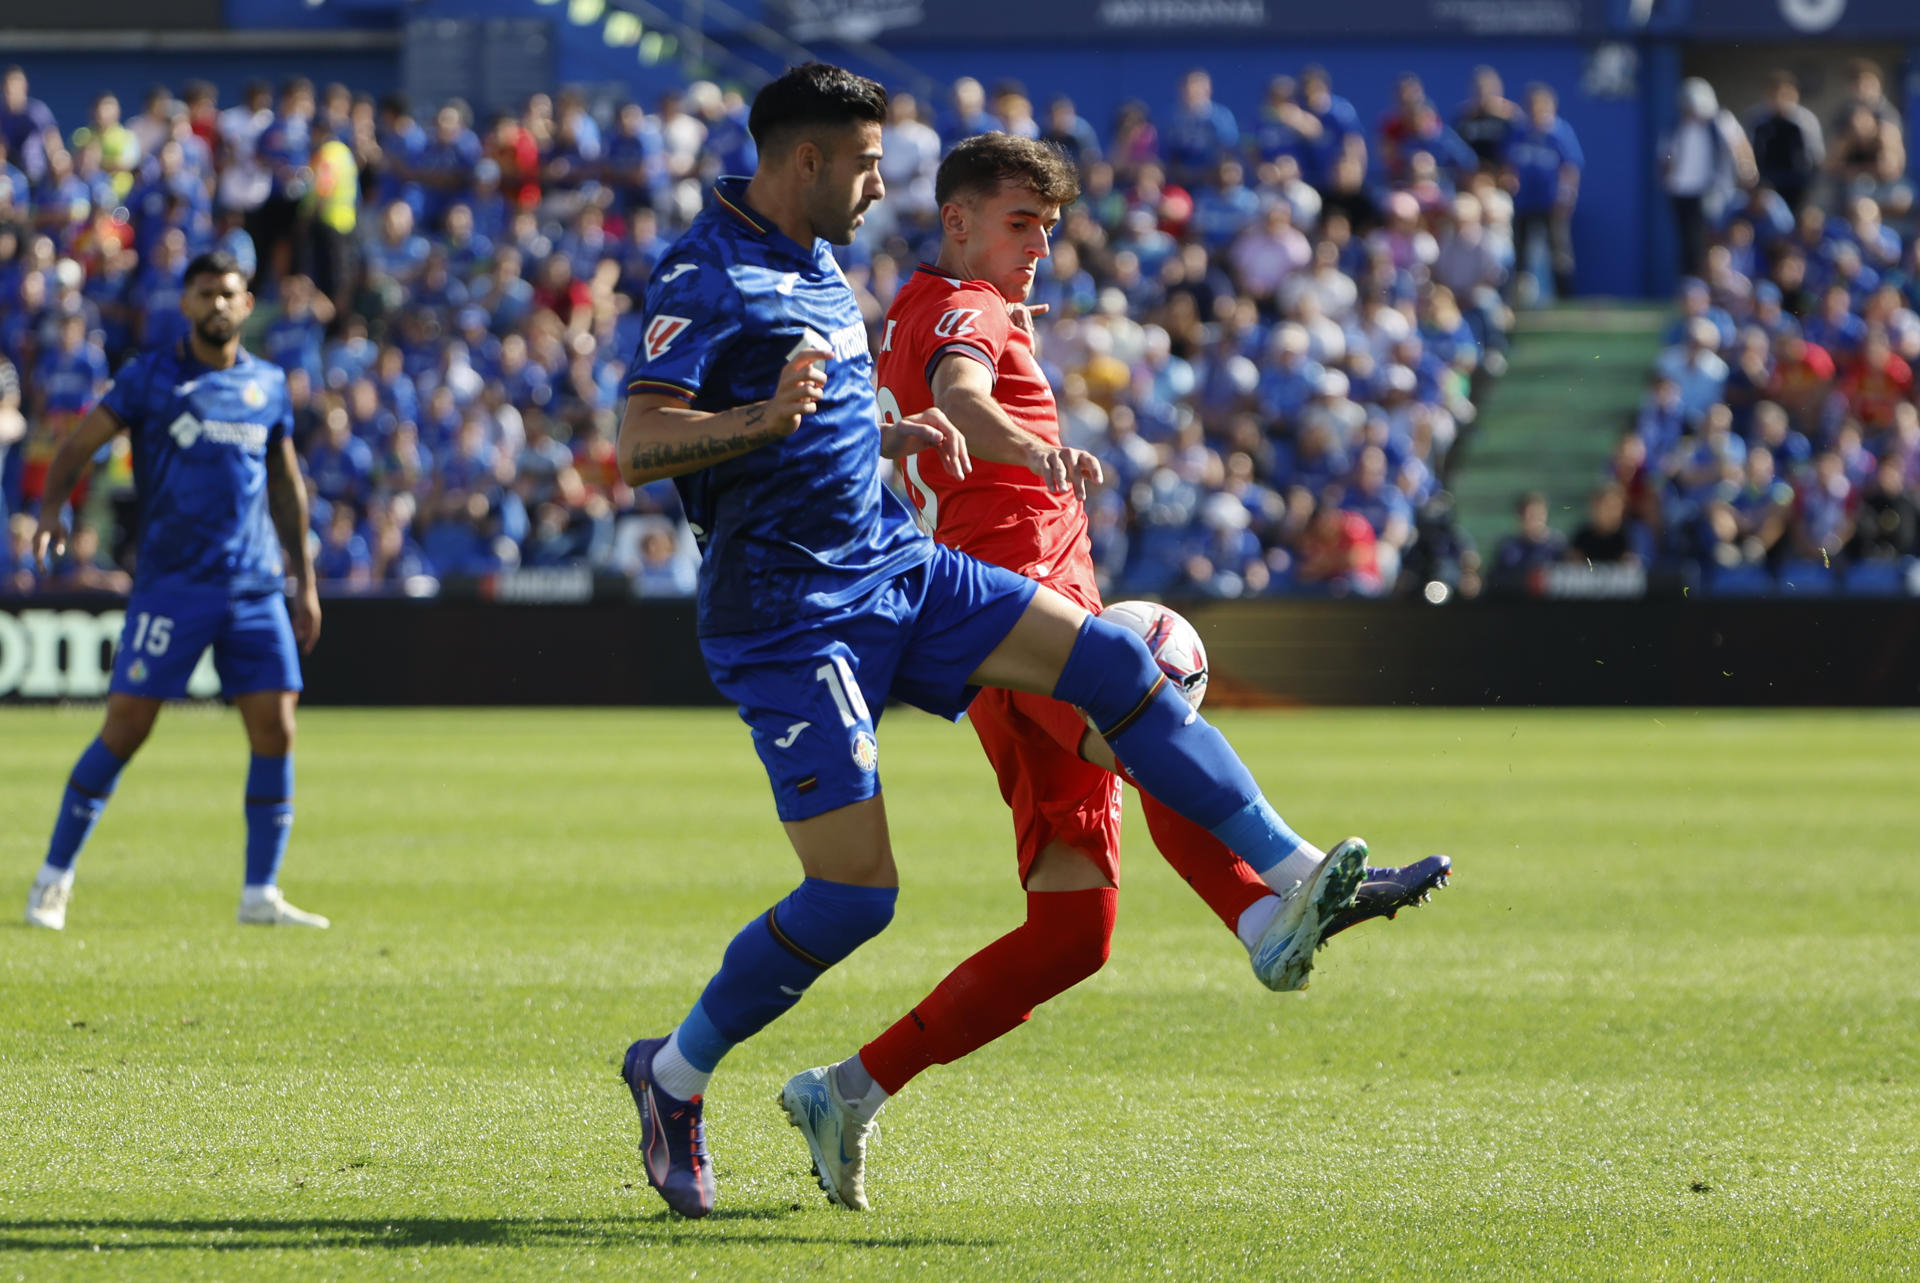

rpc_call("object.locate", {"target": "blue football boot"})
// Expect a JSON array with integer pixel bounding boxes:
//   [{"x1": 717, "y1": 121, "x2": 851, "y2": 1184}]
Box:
[
  {"x1": 1322, "y1": 854, "x2": 1452, "y2": 941},
  {"x1": 623, "y1": 1036, "x2": 715, "y2": 1218}
]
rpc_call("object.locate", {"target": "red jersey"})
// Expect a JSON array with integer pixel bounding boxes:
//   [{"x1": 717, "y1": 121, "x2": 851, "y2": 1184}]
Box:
[{"x1": 878, "y1": 265, "x2": 1101, "y2": 611}]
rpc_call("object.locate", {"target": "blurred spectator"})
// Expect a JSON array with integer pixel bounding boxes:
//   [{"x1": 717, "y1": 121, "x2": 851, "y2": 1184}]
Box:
[
  {"x1": 1662, "y1": 78, "x2": 1756, "y2": 278},
  {"x1": 1828, "y1": 59, "x2": 1906, "y2": 201},
  {"x1": 1568, "y1": 482, "x2": 1646, "y2": 567},
  {"x1": 1504, "y1": 83, "x2": 1581, "y2": 301},
  {"x1": 1297, "y1": 500, "x2": 1382, "y2": 596},
  {"x1": 1494, "y1": 491, "x2": 1566, "y2": 571},
  {"x1": 1847, "y1": 455, "x2": 1918, "y2": 561},
  {"x1": 938, "y1": 76, "x2": 995, "y2": 149},
  {"x1": 1454, "y1": 66, "x2": 1517, "y2": 174},
  {"x1": 1042, "y1": 95, "x2": 1102, "y2": 168},
  {"x1": 878, "y1": 91, "x2": 940, "y2": 235},
  {"x1": 1745, "y1": 71, "x2": 1823, "y2": 216},
  {"x1": 1297, "y1": 66, "x2": 1363, "y2": 192},
  {"x1": 1166, "y1": 69, "x2": 1238, "y2": 190},
  {"x1": 1656, "y1": 317, "x2": 1731, "y2": 422},
  {"x1": 1, "y1": 67, "x2": 58, "y2": 183}
]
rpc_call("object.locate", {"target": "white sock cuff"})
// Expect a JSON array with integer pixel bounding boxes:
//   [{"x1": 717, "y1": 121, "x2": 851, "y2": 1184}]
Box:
[{"x1": 652, "y1": 1028, "x2": 714, "y2": 1101}]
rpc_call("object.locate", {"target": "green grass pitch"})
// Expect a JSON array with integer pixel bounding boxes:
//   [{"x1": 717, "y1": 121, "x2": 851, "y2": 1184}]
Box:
[{"x1": 2, "y1": 705, "x2": 1916, "y2": 1280}]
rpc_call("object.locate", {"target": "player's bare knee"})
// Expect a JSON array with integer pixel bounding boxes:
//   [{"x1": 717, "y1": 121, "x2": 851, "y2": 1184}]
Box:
[
  {"x1": 237, "y1": 693, "x2": 296, "y2": 756},
  {"x1": 100, "y1": 698, "x2": 159, "y2": 758}
]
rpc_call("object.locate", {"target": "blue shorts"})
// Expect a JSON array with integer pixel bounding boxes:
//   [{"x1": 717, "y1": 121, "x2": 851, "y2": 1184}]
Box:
[
  {"x1": 703, "y1": 543, "x2": 1040, "y2": 822},
  {"x1": 110, "y1": 589, "x2": 304, "y2": 701}
]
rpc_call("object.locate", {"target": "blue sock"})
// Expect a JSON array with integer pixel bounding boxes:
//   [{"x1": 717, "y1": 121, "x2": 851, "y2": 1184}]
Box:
[
  {"x1": 45, "y1": 738, "x2": 128, "y2": 872},
  {"x1": 244, "y1": 755, "x2": 295, "y2": 887},
  {"x1": 673, "y1": 878, "x2": 898, "y2": 1074},
  {"x1": 1054, "y1": 615, "x2": 1306, "y2": 877}
]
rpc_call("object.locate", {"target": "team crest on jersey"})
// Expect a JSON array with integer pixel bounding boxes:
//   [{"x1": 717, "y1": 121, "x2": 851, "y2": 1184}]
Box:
[
  {"x1": 242, "y1": 380, "x2": 267, "y2": 409},
  {"x1": 127, "y1": 658, "x2": 149, "y2": 684},
  {"x1": 851, "y1": 730, "x2": 878, "y2": 772},
  {"x1": 645, "y1": 315, "x2": 691, "y2": 361}
]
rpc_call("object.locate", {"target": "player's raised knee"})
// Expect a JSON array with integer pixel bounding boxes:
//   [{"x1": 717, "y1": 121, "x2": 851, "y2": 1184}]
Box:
[{"x1": 1052, "y1": 614, "x2": 1165, "y2": 737}]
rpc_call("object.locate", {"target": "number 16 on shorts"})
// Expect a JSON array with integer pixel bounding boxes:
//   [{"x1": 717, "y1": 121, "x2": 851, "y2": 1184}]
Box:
[{"x1": 818, "y1": 657, "x2": 878, "y2": 773}]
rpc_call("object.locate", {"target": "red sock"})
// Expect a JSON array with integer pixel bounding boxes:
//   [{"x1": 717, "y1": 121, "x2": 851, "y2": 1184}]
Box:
[
  {"x1": 860, "y1": 886, "x2": 1118, "y2": 1096},
  {"x1": 1138, "y1": 790, "x2": 1274, "y2": 932}
]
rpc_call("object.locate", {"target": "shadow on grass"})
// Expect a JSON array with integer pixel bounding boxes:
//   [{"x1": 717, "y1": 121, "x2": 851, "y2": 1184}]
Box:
[{"x1": 0, "y1": 1213, "x2": 996, "y2": 1252}]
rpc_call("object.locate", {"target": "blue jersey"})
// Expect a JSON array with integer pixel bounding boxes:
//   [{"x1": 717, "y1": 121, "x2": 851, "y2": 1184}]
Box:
[
  {"x1": 101, "y1": 344, "x2": 292, "y2": 596},
  {"x1": 1504, "y1": 118, "x2": 1583, "y2": 214},
  {"x1": 624, "y1": 176, "x2": 930, "y2": 637}
]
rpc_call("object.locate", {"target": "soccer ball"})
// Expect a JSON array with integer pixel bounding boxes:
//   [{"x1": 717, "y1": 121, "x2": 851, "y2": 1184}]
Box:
[{"x1": 1099, "y1": 600, "x2": 1209, "y2": 711}]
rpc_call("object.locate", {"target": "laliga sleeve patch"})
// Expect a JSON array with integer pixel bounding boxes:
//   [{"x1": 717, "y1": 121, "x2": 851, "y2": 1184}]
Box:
[
  {"x1": 933, "y1": 307, "x2": 982, "y2": 338},
  {"x1": 644, "y1": 315, "x2": 692, "y2": 361}
]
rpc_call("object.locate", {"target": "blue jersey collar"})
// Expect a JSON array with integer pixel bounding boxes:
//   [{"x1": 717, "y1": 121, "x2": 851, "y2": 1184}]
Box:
[
  {"x1": 712, "y1": 175, "x2": 819, "y2": 267},
  {"x1": 174, "y1": 339, "x2": 251, "y2": 376}
]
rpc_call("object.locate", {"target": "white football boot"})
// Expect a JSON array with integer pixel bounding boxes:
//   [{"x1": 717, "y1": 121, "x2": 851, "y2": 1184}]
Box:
[
  {"x1": 26, "y1": 872, "x2": 74, "y2": 930},
  {"x1": 779, "y1": 1065, "x2": 880, "y2": 1211},
  {"x1": 1250, "y1": 837, "x2": 1369, "y2": 992},
  {"x1": 238, "y1": 885, "x2": 331, "y2": 928}
]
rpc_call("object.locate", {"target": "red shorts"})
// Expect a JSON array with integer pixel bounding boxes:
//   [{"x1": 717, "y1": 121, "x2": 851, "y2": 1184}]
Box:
[{"x1": 968, "y1": 686, "x2": 1123, "y2": 886}]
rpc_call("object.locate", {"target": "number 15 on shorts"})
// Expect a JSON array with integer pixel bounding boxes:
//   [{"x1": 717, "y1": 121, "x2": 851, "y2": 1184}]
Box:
[{"x1": 129, "y1": 612, "x2": 174, "y2": 655}]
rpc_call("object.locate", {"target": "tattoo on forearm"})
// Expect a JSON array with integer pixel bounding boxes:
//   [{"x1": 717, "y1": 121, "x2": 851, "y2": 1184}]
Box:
[{"x1": 629, "y1": 405, "x2": 780, "y2": 475}]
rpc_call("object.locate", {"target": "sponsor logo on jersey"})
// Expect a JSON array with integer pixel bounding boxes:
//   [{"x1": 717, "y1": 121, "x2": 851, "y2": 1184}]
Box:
[
  {"x1": 776, "y1": 272, "x2": 800, "y2": 296},
  {"x1": 933, "y1": 308, "x2": 981, "y2": 338},
  {"x1": 658, "y1": 262, "x2": 697, "y2": 284},
  {"x1": 168, "y1": 413, "x2": 269, "y2": 451},
  {"x1": 774, "y1": 721, "x2": 810, "y2": 748},
  {"x1": 825, "y1": 320, "x2": 868, "y2": 361},
  {"x1": 645, "y1": 315, "x2": 692, "y2": 361},
  {"x1": 851, "y1": 729, "x2": 878, "y2": 772}
]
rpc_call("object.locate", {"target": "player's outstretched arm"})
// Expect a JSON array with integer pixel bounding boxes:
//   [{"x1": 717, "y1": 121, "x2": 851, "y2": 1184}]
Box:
[
  {"x1": 32, "y1": 404, "x2": 123, "y2": 568},
  {"x1": 930, "y1": 353, "x2": 1102, "y2": 499},
  {"x1": 267, "y1": 436, "x2": 322, "y2": 652},
  {"x1": 617, "y1": 350, "x2": 828, "y2": 486}
]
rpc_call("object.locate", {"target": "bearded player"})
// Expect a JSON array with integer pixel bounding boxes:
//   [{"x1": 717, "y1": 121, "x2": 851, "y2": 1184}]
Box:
[
  {"x1": 25, "y1": 251, "x2": 328, "y2": 931},
  {"x1": 776, "y1": 133, "x2": 1451, "y2": 1210}
]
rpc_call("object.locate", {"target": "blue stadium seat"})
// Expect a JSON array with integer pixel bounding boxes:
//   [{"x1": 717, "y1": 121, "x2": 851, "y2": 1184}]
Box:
[
  {"x1": 1776, "y1": 560, "x2": 1837, "y2": 596},
  {"x1": 1842, "y1": 558, "x2": 1918, "y2": 597},
  {"x1": 1702, "y1": 564, "x2": 1775, "y2": 597}
]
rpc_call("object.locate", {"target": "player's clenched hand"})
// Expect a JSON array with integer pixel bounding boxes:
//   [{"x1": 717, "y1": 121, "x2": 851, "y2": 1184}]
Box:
[
  {"x1": 761, "y1": 349, "x2": 831, "y2": 436},
  {"x1": 31, "y1": 515, "x2": 69, "y2": 571},
  {"x1": 885, "y1": 407, "x2": 972, "y2": 479},
  {"x1": 1024, "y1": 443, "x2": 1103, "y2": 499},
  {"x1": 291, "y1": 585, "x2": 322, "y2": 654}
]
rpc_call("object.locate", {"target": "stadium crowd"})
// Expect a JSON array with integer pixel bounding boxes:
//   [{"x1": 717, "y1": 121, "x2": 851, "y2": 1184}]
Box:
[
  {"x1": 1500, "y1": 61, "x2": 1917, "y2": 592},
  {"x1": 0, "y1": 60, "x2": 1578, "y2": 598}
]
